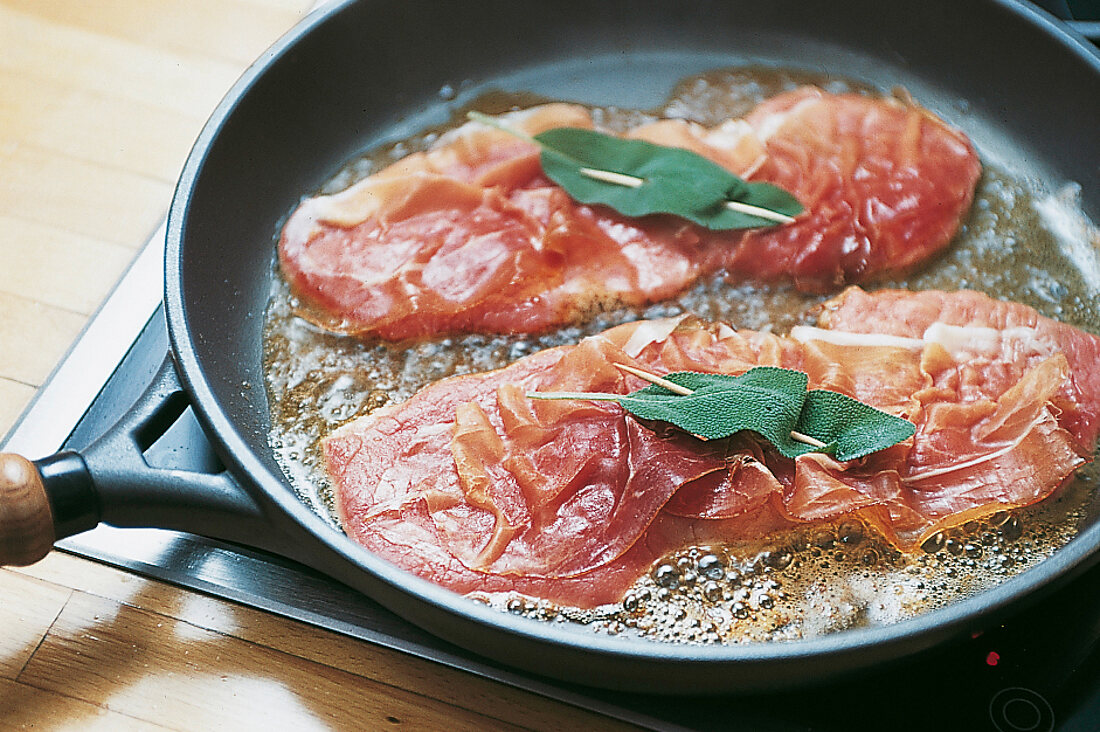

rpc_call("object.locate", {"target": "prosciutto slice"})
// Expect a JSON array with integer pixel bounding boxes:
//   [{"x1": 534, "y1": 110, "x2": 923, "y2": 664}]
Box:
[
  {"x1": 326, "y1": 289, "x2": 1096, "y2": 607},
  {"x1": 817, "y1": 287, "x2": 1100, "y2": 449},
  {"x1": 280, "y1": 89, "x2": 980, "y2": 340}
]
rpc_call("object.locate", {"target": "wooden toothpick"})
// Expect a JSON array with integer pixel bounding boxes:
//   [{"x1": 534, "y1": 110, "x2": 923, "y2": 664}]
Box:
[{"x1": 613, "y1": 362, "x2": 693, "y2": 395}]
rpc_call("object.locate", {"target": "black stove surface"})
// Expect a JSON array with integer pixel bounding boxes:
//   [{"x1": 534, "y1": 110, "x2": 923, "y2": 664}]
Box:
[{"x1": 31, "y1": 298, "x2": 1098, "y2": 732}]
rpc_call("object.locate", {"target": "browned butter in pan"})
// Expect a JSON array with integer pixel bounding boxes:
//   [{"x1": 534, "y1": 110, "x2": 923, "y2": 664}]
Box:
[{"x1": 263, "y1": 67, "x2": 1100, "y2": 644}]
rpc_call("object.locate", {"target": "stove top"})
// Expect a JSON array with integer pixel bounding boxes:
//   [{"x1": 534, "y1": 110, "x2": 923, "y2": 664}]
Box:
[{"x1": 6, "y1": 215, "x2": 1100, "y2": 730}]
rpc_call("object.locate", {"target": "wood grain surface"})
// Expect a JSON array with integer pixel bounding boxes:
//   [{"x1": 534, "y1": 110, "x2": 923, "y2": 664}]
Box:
[{"x1": 0, "y1": 2, "x2": 640, "y2": 728}]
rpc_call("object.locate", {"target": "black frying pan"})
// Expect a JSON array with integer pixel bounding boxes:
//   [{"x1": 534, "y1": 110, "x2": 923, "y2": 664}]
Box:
[{"x1": 2, "y1": 0, "x2": 1098, "y2": 694}]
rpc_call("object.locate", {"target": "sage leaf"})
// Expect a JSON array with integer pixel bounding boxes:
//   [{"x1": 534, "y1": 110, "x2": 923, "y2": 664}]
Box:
[
  {"x1": 620, "y1": 368, "x2": 810, "y2": 456},
  {"x1": 534, "y1": 128, "x2": 802, "y2": 230}
]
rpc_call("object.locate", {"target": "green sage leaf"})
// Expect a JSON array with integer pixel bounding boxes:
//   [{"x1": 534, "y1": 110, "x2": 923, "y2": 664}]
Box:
[
  {"x1": 529, "y1": 366, "x2": 914, "y2": 460},
  {"x1": 532, "y1": 127, "x2": 803, "y2": 230},
  {"x1": 618, "y1": 368, "x2": 811, "y2": 458}
]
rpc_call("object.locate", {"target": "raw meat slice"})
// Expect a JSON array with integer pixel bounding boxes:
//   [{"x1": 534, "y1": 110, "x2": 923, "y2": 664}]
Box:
[
  {"x1": 280, "y1": 90, "x2": 980, "y2": 340},
  {"x1": 324, "y1": 289, "x2": 1094, "y2": 607}
]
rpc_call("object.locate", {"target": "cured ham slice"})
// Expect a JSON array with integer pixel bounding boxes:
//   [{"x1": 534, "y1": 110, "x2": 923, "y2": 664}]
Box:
[
  {"x1": 325, "y1": 289, "x2": 1097, "y2": 608},
  {"x1": 817, "y1": 287, "x2": 1100, "y2": 449},
  {"x1": 630, "y1": 88, "x2": 981, "y2": 289},
  {"x1": 280, "y1": 90, "x2": 980, "y2": 340}
]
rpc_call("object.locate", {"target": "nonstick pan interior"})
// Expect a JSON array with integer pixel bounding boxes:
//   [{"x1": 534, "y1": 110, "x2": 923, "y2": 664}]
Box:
[{"x1": 165, "y1": 0, "x2": 1100, "y2": 692}]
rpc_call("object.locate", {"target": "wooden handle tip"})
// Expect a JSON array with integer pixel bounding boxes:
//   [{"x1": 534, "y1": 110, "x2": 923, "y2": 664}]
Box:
[{"x1": 0, "y1": 453, "x2": 55, "y2": 566}]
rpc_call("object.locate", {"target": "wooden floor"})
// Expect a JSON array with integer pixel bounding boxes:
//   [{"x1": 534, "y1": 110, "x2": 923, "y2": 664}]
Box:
[{"x1": 0, "y1": 2, "x2": 639, "y2": 729}]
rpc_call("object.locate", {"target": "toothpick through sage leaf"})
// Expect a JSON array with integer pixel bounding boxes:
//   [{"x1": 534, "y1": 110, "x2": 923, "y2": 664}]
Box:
[
  {"x1": 529, "y1": 365, "x2": 914, "y2": 461},
  {"x1": 467, "y1": 111, "x2": 802, "y2": 230}
]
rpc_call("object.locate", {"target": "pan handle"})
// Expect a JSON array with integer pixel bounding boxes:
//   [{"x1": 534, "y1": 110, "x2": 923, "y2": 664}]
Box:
[{"x1": 0, "y1": 357, "x2": 278, "y2": 566}]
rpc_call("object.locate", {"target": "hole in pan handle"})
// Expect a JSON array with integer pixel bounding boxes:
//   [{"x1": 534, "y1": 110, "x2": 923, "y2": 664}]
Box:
[{"x1": 0, "y1": 357, "x2": 277, "y2": 568}]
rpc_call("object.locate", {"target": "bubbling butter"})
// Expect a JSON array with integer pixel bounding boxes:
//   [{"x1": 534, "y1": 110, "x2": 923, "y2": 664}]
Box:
[{"x1": 263, "y1": 66, "x2": 1099, "y2": 644}]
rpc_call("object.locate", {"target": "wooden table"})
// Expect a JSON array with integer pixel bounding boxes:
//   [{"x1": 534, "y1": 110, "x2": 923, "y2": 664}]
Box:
[{"x1": 0, "y1": 3, "x2": 639, "y2": 728}]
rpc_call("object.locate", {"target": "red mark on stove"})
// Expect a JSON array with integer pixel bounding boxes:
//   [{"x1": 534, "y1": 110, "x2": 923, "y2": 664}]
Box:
[{"x1": 986, "y1": 651, "x2": 1000, "y2": 666}]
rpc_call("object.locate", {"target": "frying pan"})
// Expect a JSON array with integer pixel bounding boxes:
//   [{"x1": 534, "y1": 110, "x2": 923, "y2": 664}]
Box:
[{"x1": 1, "y1": 0, "x2": 1098, "y2": 694}]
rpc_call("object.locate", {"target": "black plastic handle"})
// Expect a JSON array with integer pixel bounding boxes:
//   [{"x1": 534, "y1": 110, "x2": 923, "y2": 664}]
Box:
[{"x1": 31, "y1": 357, "x2": 282, "y2": 555}]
